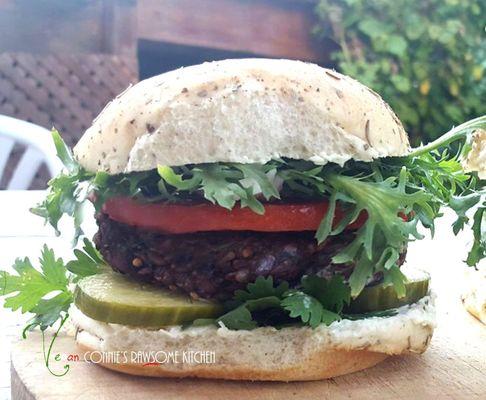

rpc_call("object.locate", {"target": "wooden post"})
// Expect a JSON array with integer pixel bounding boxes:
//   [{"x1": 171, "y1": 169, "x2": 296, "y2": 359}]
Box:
[{"x1": 101, "y1": 0, "x2": 137, "y2": 56}]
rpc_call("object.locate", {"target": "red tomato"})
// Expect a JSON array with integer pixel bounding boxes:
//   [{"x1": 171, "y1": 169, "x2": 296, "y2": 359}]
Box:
[{"x1": 102, "y1": 197, "x2": 367, "y2": 234}]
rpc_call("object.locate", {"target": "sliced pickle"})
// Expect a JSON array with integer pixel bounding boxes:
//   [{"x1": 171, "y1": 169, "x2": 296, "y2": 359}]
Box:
[
  {"x1": 74, "y1": 273, "x2": 224, "y2": 328},
  {"x1": 345, "y1": 269, "x2": 430, "y2": 313}
]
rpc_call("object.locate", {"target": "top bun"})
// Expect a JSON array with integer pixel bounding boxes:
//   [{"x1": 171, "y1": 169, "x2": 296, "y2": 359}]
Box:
[{"x1": 73, "y1": 58, "x2": 410, "y2": 174}]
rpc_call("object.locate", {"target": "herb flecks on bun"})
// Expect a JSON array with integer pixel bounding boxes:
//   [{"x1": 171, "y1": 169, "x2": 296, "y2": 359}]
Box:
[
  {"x1": 73, "y1": 59, "x2": 409, "y2": 173},
  {"x1": 1, "y1": 59, "x2": 485, "y2": 381}
]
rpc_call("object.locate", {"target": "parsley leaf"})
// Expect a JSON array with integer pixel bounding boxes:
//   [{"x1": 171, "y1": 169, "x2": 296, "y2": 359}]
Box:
[
  {"x1": 301, "y1": 275, "x2": 351, "y2": 313},
  {"x1": 0, "y1": 241, "x2": 104, "y2": 332},
  {"x1": 0, "y1": 246, "x2": 72, "y2": 333},
  {"x1": 27, "y1": 293, "x2": 73, "y2": 332},
  {"x1": 281, "y1": 292, "x2": 341, "y2": 328},
  {"x1": 234, "y1": 276, "x2": 289, "y2": 302},
  {"x1": 218, "y1": 305, "x2": 257, "y2": 330},
  {"x1": 212, "y1": 275, "x2": 348, "y2": 330},
  {"x1": 66, "y1": 238, "x2": 106, "y2": 282}
]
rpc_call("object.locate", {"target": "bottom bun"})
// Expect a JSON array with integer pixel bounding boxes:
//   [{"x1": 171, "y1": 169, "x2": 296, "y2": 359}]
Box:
[
  {"x1": 76, "y1": 341, "x2": 388, "y2": 381},
  {"x1": 71, "y1": 295, "x2": 435, "y2": 381}
]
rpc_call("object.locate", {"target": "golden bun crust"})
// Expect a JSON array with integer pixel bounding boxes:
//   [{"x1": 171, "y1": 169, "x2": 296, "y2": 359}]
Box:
[
  {"x1": 76, "y1": 342, "x2": 388, "y2": 381},
  {"x1": 71, "y1": 295, "x2": 434, "y2": 381},
  {"x1": 73, "y1": 58, "x2": 410, "y2": 174}
]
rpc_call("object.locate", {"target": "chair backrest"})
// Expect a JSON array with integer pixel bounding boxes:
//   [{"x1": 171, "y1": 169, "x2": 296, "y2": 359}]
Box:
[{"x1": 0, "y1": 115, "x2": 63, "y2": 190}]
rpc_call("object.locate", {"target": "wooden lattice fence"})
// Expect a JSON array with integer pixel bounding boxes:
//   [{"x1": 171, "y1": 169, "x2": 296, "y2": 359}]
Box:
[{"x1": 0, "y1": 52, "x2": 138, "y2": 188}]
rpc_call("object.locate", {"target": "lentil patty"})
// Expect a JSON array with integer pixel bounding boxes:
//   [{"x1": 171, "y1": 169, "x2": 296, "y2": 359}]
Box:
[{"x1": 94, "y1": 213, "x2": 404, "y2": 301}]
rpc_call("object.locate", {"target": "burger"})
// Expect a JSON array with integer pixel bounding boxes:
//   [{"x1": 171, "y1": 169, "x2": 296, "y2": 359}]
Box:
[{"x1": 3, "y1": 59, "x2": 485, "y2": 381}]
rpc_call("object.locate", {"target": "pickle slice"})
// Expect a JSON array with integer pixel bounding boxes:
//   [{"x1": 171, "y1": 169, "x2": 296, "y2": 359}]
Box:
[
  {"x1": 345, "y1": 269, "x2": 430, "y2": 313},
  {"x1": 74, "y1": 273, "x2": 224, "y2": 328}
]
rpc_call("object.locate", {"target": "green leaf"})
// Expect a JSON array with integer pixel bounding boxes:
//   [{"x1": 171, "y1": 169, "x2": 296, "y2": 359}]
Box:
[
  {"x1": 197, "y1": 165, "x2": 242, "y2": 209},
  {"x1": 190, "y1": 318, "x2": 217, "y2": 327},
  {"x1": 405, "y1": 15, "x2": 426, "y2": 40},
  {"x1": 31, "y1": 131, "x2": 94, "y2": 240},
  {"x1": 0, "y1": 246, "x2": 75, "y2": 332},
  {"x1": 358, "y1": 19, "x2": 389, "y2": 38},
  {"x1": 301, "y1": 275, "x2": 351, "y2": 313},
  {"x1": 39, "y1": 245, "x2": 69, "y2": 288},
  {"x1": 450, "y1": 194, "x2": 481, "y2": 234},
  {"x1": 347, "y1": 252, "x2": 375, "y2": 298},
  {"x1": 217, "y1": 305, "x2": 257, "y2": 330},
  {"x1": 66, "y1": 238, "x2": 106, "y2": 282},
  {"x1": 343, "y1": 309, "x2": 398, "y2": 320},
  {"x1": 223, "y1": 275, "x2": 347, "y2": 329},
  {"x1": 385, "y1": 35, "x2": 408, "y2": 57},
  {"x1": 233, "y1": 164, "x2": 280, "y2": 200},
  {"x1": 383, "y1": 265, "x2": 407, "y2": 298},
  {"x1": 244, "y1": 296, "x2": 282, "y2": 312},
  {"x1": 2, "y1": 253, "x2": 68, "y2": 313},
  {"x1": 0, "y1": 243, "x2": 104, "y2": 333},
  {"x1": 325, "y1": 170, "x2": 433, "y2": 296},
  {"x1": 238, "y1": 187, "x2": 266, "y2": 215},
  {"x1": 281, "y1": 292, "x2": 340, "y2": 328},
  {"x1": 466, "y1": 205, "x2": 485, "y2": 266},
  {"x1": 390, "y1": 75, "x2": 411, "y2": 93},
  {"x1": 157, "y1": 165, "x2": 201, "y2": 190},
  {"x1": 315, "y1": 191, "x2": 337, "y2": 243},
  {"x1": 51, "y1": 129, "x2": 78, "y2": 173},
  {"x1": 93, "y1": 171, "x2": 110, "y2": 187},
  {"x1": 234, "y1": 276, "x2": 289, "y2": 302},
  {"x1": 31, "y1": 118, "x2": 486, "y2": 311},
  {"x1": 28, "y1": 292, "x2": 72, "y2": 331},
  {"x1": 319, "y1": 308, "x2": 342, "y2": 325}
]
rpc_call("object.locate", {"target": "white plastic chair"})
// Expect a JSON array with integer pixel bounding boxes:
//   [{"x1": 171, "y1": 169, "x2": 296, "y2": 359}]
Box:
[{"x1": 0, "y1": 115, "x2": 63, "y2": 189}]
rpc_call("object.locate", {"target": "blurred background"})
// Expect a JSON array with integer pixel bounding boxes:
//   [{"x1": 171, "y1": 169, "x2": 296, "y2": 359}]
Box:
[{"x1": 0, "y1": 0, "x2": 484, "y2": 189}]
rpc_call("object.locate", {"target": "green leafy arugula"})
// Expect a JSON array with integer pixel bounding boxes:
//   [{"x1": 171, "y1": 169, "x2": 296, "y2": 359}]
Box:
[
  {"x1": 31, "y1": 117, "x2": 485, "y2": 300},
  {"x1": 467, "y1": 201, "x2": 486, "y2": 266},
  {"x1": 30, "y1": 130, "x2": 92, "y2": 242},
  {"x1": 30, "y1": 130, "x2": 158, "y2": 241},
  {"x1": 0, "y1": 242, "x2": 105, "y2": 334},
  {"x1": 158, "y1": 163, "x2": 279, "y2": 214}
]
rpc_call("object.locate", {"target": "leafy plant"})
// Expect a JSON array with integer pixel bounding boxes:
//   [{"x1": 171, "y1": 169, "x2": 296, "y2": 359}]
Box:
[
  {"x1": 313, "y1": 0, "x2": 486, "y2": 143},
  {"x1": 33, "y1": 119, "x2": 485, "y2": 299},
  {"x1": 2, "y1": 117, "x2": 484, "y2": 333},
  {"x1": 196, "y1": 275, "x2": 349, "y2": 329},
  {"x1": 0, "y1": 242, "x2": 105, "y2": 334}
]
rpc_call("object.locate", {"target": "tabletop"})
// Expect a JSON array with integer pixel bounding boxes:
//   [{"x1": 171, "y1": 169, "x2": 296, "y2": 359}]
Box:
[{"x1": 1, "y1": 190, "x2": 485, "y2": 400}]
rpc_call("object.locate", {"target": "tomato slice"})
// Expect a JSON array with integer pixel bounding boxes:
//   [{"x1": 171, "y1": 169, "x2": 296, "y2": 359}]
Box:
[{"x1": 103, "y1": 197, "x2": 366, "y2": 234}]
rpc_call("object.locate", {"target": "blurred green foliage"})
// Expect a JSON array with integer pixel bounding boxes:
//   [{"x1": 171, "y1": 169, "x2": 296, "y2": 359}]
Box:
[{"x1": 313, "y1": 0, "x2": 486, "y2": 144}]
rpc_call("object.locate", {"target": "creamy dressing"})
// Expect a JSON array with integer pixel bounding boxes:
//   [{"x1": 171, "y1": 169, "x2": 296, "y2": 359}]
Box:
[{"x1": 71, "y1": 294, "x2": 435, "y2": 363}]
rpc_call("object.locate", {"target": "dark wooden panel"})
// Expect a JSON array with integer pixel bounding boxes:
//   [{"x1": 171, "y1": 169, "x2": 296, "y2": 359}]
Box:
[
  {"x1": 137, "y1": 0, "x2": 325, "y2": 62},
  {"x1": 138, "y1": 39, "x2": 272, "y2": 79},
  {"x1": 0, "y1": 0, "x2": 136, "y2": 55}
]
